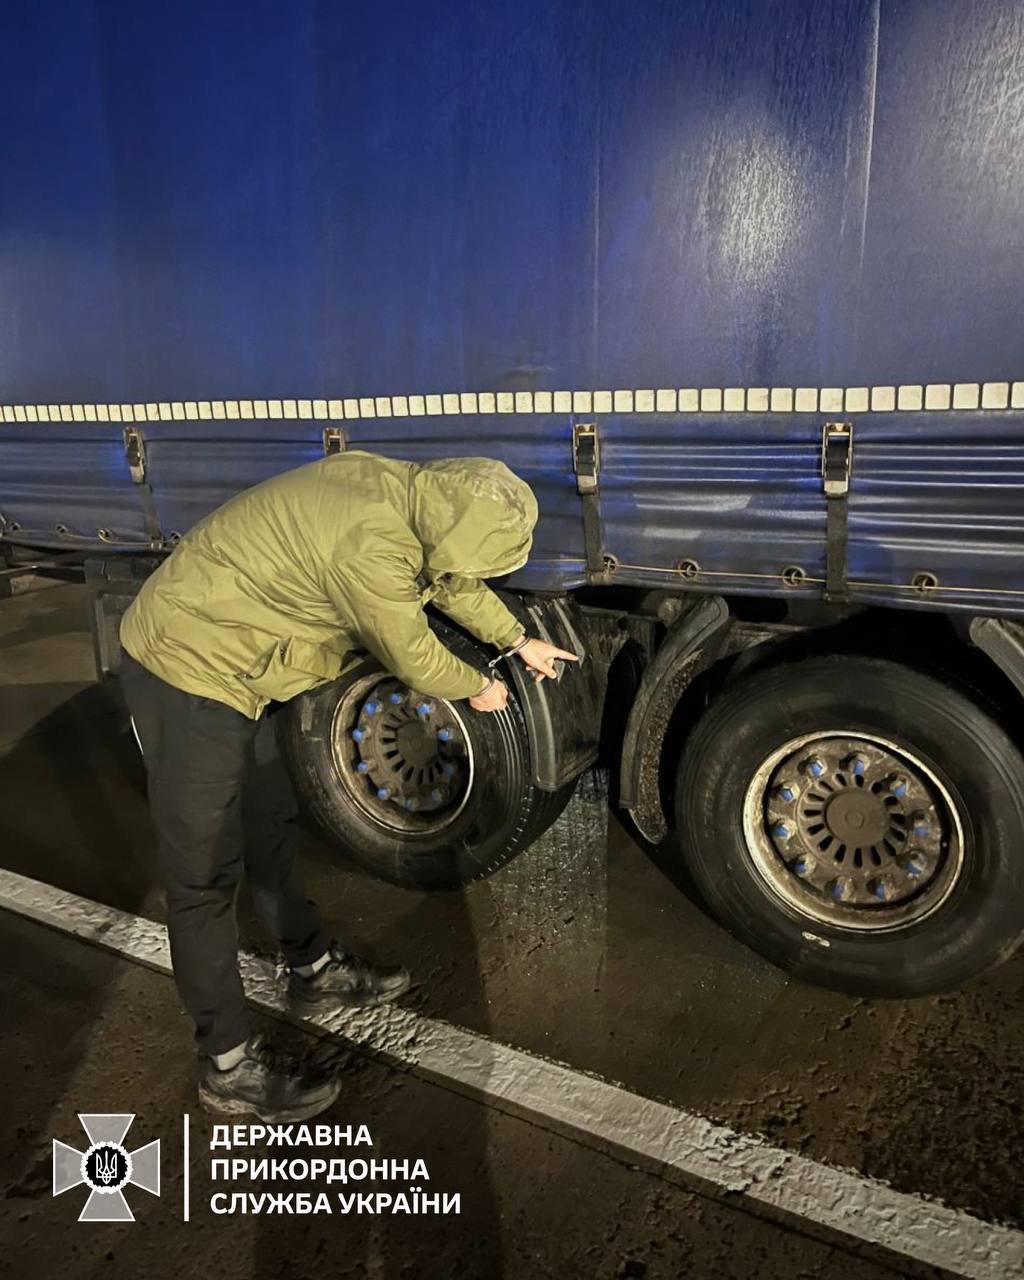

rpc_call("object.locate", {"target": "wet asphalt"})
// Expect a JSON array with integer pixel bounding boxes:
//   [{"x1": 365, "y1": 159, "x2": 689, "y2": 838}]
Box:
[{"x1": 0, "y1": 578, "x2": 1021, "y2": 1279}]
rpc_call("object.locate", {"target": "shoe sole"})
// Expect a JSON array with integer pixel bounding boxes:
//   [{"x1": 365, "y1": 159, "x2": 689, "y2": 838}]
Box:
[
  {"x1": 288, "y1": 972, "x2": 412, "y2": 1011},
  {"x1": 197, "y1": 1078, "x2": 342, "y2": 1124}
]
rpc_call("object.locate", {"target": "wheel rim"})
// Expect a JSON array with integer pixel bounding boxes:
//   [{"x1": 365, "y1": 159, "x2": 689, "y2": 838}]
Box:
[
  {"x1": 741, "y1": 731, "x2": 965, "y2": 932},
  {"x1": 329, "y1": 674, "x2": 474, "y2": 835}
]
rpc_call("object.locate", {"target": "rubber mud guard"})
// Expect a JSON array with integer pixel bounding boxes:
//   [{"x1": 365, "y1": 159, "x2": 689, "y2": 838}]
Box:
[
  {"x1": 619, "y1": 595, "x2": 731, "y2": 843},
  {"x1": 497, "y1": 594, "x2": 600, "y2": 792}
]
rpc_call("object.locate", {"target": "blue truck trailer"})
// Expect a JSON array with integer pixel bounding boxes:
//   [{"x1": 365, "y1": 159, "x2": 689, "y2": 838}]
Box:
[{"x1": 2, "y1": 0, "x2": 1023, "y2": 997}]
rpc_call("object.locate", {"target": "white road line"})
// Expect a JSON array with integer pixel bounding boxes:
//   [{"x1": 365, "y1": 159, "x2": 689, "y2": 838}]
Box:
[
  {"x1": 183, "y1": 1113, "x2": 189, "y2": 1223},
  {"x1": 1, "y1": 866, "x2": 1020, "y2": 1279}
]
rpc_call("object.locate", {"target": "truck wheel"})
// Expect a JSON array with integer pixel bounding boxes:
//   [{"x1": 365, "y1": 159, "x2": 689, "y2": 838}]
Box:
[
  {"x1": 674, "y1": 655, "x2": 1024, "y2": 996},
  {"x1": 279, "y1": 653, "x2": 576, "y2": 890}
]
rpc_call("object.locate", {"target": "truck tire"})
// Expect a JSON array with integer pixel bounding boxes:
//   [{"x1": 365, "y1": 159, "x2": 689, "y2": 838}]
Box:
[
  {"x1": 279, "y1": 642, "x2": 577, "y2": 890},
  {"x1": 674, "y1": 655, "x2": 1024, "y2": 996}
]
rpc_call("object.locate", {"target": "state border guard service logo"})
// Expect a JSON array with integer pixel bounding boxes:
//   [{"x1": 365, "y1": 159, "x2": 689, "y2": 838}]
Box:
[{"x1": 52, "y1": 1114, "x2": 160, "y2": 1222}]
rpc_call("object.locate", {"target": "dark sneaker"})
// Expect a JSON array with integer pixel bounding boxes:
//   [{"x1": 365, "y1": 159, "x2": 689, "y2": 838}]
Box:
[
  {"x1": 288, "y1": 943, "x2": 411, "y2": 1010},
  {"x1": 198, "y1": 1034, "x2": 341, "y2": 1122}
]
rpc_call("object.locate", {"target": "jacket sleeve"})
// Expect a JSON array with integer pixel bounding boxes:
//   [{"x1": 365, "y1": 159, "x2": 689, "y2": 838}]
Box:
[
  {"x1": 323, "y1": 558, "x2": 490, "y2": 700},
  {"x1": 428, "y1": 574, "x2": 524, "y2": 648}
]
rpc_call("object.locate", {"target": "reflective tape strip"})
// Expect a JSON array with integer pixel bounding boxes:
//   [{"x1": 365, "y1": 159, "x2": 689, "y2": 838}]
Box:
[{"x1": 2, "y1": 381, "x2": 1023, "y2": 424}]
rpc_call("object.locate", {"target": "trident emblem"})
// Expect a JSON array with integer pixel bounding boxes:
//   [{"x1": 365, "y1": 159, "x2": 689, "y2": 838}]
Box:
[
  {"x1": 94, "y1": 1148, "x2": 119, "y2": 1185},
  {"x1": 52, "y1": 1114, "x2": 160, "y2": 1222}
]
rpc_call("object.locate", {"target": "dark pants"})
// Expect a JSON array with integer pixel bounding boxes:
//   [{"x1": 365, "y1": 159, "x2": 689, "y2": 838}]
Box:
[{"x1": 120, "y1": 650, "x2": 329, "y2": 1055}]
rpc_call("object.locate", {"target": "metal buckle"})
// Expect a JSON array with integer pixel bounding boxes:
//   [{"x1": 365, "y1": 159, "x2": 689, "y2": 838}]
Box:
[{"x1": 821, "y1": 421, "x2": 853, "y2": 497}]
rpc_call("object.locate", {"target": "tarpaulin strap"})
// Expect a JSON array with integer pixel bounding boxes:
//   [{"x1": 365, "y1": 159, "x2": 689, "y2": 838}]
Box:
[
  {"x1": 572, "y1": 422, "x2": 605, "y2": 579},
  {"x1": 825, "y1": 494, "x2": 849, "y2": 601},
  {"x1": 580, "y1": 492, "x2": 604, "y2": 578},
  {"x1": 821, "y1": 421, "x2": 853, "y2": 602},
  {"x1": 122, "y1": 427, "x2": 164, "y2": 547},
  {"x1": 137, "y1": 485, "x2": 162, "y2": 545}
]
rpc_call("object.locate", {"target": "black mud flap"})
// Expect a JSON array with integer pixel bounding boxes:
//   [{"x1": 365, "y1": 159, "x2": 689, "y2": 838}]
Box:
[
  {"x1": 618, "y1": 595, "x2": 732, "y2": 843},
  {"x1": 497, "y1": 594, "x2": 602, "y2": 791}
]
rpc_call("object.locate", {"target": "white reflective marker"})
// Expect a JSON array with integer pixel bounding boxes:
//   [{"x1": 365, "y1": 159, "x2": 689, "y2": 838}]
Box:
[
  {"x1": 0, "y1": 380, "x2": 1020, "y2": 422},
  {"x1": 0, "y1": 866, "x2": 1019, "y2": 1279}
]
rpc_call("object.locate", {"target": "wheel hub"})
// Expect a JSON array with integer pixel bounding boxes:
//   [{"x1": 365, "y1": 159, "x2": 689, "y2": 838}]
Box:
[
  {"x1": 750, "y1": 733, "x2": 957, "y2": 924},
  {"x1": 332, "y1": 676, "x2": 472, "y2": 830},
  {"x1": 822, "y1": 790, "x2": 888, "y2": 847},
  {"x1": 394, "y1": 720, "x2": 438, "y2": 768}
]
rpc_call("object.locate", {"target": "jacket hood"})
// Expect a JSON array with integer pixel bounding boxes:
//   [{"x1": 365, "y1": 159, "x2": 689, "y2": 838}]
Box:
[{"x1": 410, "y1": 458, "x2": 538, "y2": 577}]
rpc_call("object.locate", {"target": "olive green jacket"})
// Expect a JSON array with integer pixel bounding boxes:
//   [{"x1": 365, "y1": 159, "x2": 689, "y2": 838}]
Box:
[{"x1": 119, "y1": 452, "x2": 537, "y2": 718}]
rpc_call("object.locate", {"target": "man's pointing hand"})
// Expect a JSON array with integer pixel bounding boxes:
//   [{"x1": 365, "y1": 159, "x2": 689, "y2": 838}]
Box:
[{"x1": 516, "y1": 636, "x2": 579, "y2": 681}]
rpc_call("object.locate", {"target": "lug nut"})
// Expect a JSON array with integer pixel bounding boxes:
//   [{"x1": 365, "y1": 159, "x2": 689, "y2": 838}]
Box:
[
  {"x1": 902, "y1": 849, "x2": 927, "y2": 878},
  {"x1": 771, "y1": 822, "x2": 791, "y2": 840},
  {"x1": 791, "y1": 857, "x2": 812, "y2": 876},
  {"x1": 843, "y1": 753, "x2": 868, "y2": 776},
  {"x1": 441, "y1": 762, "x2": 457, "y2": 778},
  {"x1": 800, "y1": 757, "x2": 826, "y2": 779},
  {"x1": 389, "y1": 691, "x2": 404, "y2": 705},
  {"x1": 404, "y1": 797, "x2": 419, "y2": 811},
  {"x1": 437, "y1": 728, "x2": 452, "y2": 743},
  {"x1": 364, "y1": 700, "x2": 381, "y2": 716},
  {"x1": 430, "y1": 788, "x2": 444, "y2": 803},
  {"x1": 830, "y1": 876, "x2": 853, "y2": 901},
  {"x1": 416, "y1": 701, "x2": 434, "y2": 718},
  {"x1": 376, "y1": 787, "x2": 391, "y2": 800},
  {"x1": 910, "y1": 810, "x2": 931, "y2": 837},
  {"x1": 886, "y1": 774, "x2": 908, "y2": 798},
  {"x1": 351, "y1": 728, "x2": 365, "y2": 742},
  {"x1": 867, "y1": 878, "x2": 888, "y2": 901},
  {"x1": 356, "y1": 761, "x2": 370, "y2": 773},
  {"x1": 775, "y1": 783, "x2": 797, "y2": 803}
]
